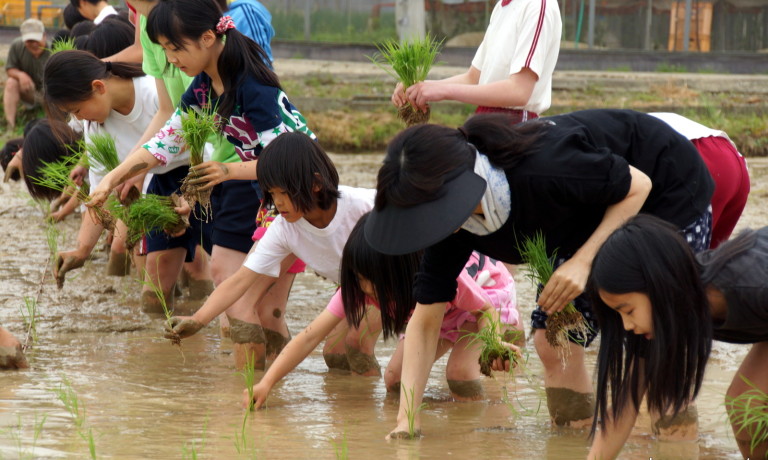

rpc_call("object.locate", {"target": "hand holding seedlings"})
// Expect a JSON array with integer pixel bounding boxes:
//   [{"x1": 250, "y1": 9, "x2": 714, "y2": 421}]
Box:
[
  {"x1": 164, "y1": 316, "x2": 204, "y2": 340},
  {"x1": 537, "y1": 255, "x2": 591, "y2": 315},
  {"x1": 188, "y1": 161, "x2": 231, "y2": 190},
  {"x1": 242, "y1": 381, "x2": 270, "y2": 410},
  {"x1": 69, "y1": 165, "x2": 87, "y2": 186},
  {"x1": 404, "y1": 80, "x2": 448, "y2": 113}
]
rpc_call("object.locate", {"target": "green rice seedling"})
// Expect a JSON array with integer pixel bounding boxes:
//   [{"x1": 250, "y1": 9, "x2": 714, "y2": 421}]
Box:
[
  {"x1": 140, "y1": 266, "x2": 177, "y2": 344},
  {"x1": 332, "y1": 431, "x2": 348, "y2": 460},
  {"x1": 124, "y1": 194, "x2": 187, "y2": 246},
  {"x1": 53, "y1": 375, "x2": 86, "y2": 429},
  {"x1": 519, "y1": 232, "x2": 589, "y2": 364},
  {"x1": 369, "y1": 34, "x2": 443, "y2": 126},
  {"x1": 20, "y1": 296, "x2": 38, "y2": 346},
  {"x1": 462, "y1": 310, "x2": 520, "y2": 377},
  {"x1": 85, "y1": 133, "x2": 119, "y2": 172},
  {"x1": 4, "y1": 412, "x2": 47, "y2": 460},
  {"x1": 234, "y1": 353, "x2": 256, "y2": 454},
  {"x1": 45, "y1": 220, "x2": 60, "y2": 271},
  {"x1": 30, "y1": 153, "x2": 115, "y2": 231},
  {"x1": 400, "y1": 384, "x2": 426, "y2": 440},
  {"x1": 182, "y1": 416, "x2": 208, "y2": 460},
  {"x1": 180, "y1": 104, "x2": 220, "y2": 218},
  {"x1": 726, "y1": 374, "x2": 768, "y2": 454},
  {"x1": 50, "y1": 36, "x2": 77, "y2": 54}
]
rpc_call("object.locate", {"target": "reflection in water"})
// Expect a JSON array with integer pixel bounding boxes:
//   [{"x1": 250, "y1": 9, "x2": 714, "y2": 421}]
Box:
[{"x1": 0, "y1": 154, "x2": 757, "y2": 459}]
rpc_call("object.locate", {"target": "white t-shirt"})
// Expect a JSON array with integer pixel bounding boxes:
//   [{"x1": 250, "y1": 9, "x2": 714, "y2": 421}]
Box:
[
  {"x1": 94, "y1": 5, "x2": 118, "y2": 24},
  {"x1": 471, "y1": 0, "x2": 562, "y2": 114},
  {"x1": 243, "y1": 186, "x2": 376, "y2": 282},
  {"x1": 649, "y1": 112, "x2": 738, "y2": 150},
  {"x1": 85, "y1": 75, "x2": 159, "y2": 188}
]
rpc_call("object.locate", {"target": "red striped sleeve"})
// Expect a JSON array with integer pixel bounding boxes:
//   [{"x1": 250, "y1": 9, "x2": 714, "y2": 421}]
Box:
[{"x1": 525, "y1": 0, "x2": 546, "y2": 68}]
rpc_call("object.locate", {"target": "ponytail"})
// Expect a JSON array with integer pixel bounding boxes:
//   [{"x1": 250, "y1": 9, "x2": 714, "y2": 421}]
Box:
[
  {"x1": 44, "y1": 50, "x2": 144, "y2": 110},
  {"x1": 460, "y1": 114, "x2": 548, "y2": 169},
  {"x1": 146, "y1": 0, "x2": 280, "y2": 121}
]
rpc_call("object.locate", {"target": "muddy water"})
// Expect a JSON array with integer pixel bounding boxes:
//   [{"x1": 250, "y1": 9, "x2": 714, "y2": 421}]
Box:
[{"x1": 1, "y1": 155, "x2": 766, "y2": 459}]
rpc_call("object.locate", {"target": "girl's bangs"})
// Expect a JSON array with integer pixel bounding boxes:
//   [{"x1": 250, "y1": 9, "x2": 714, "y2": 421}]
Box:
[{"x1": 146, "y1": 4, "x2": 188, "y2": 49}]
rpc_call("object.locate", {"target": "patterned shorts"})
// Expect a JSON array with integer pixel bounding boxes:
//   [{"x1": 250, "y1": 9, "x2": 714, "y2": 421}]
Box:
[{"x1": 530, "y1": 207, "x2": 714, "y2": 348}]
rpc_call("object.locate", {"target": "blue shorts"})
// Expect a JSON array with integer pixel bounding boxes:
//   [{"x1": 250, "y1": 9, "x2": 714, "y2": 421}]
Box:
[
  {"x1": 530, "y1": 208, "x2": 714, "y2": 348},
  {"x1": 210, "y1": 179, "x2": 261, "y2": 254},
  {"x1": 145, "y1": 166, "x2": 213, "y2": 262}
]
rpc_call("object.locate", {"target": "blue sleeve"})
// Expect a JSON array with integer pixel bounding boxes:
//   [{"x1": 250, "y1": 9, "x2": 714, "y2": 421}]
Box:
[{"x1": 228, "y1": 0, "x2": 274, "y2": 63}]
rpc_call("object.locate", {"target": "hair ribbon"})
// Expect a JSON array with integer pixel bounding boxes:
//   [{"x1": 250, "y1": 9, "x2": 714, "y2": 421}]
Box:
[{"x1": 216, "y1": 15, "x2": 236, "y2": 34}]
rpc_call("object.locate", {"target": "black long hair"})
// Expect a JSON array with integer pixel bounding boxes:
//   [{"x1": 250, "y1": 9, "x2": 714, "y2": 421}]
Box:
[
  {"x1": 146, "y1": 0, "x2": 279, "y2": 121},
  {"x1": 257, "y1": 132, "x2": 339, "y2": 213},
  {"x1": 588, "y1": 214, "x2": 712, "y2": 436},
  {"x1": 22, "y1": 119, "x2": 83, "y2": 200},
  {"x1": 340, "y1": 213, "x2": 422, "y2": 339},
  {"x1": 375, "y1": 114, "x2": 547, "y2": 211},
  {"x1": 0, "y1": 138, "x2": 24, "y2": 181},
  {"x1": 82, "y1": 17, "x2": 135, "y2": 58},
  {"x1": 44, "y1": 50, "x2": 144, "y2": 118}
]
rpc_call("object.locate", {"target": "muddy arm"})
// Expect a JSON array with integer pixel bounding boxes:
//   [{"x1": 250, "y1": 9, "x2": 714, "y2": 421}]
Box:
[
  {"x1": 250, "y1": 310, "x2": 343, "y2": 408},
  {"x1": 387, "y1": 301, "x2": 445, "y2": 439}
]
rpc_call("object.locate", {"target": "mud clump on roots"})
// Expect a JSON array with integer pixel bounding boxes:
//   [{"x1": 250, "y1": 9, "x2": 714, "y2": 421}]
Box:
[
  {"x1": 479, "y1": 349, "x2": 517, "y2": 377},
  {"x1": 545, "y1": 309, "x2": 590, "y2": 363},
  {"x1": 181, "y1": 175, "x2": 212, "y2": 222},
  {"x1": 398, "y1": 104, "x2": 430, "y2": 126}
]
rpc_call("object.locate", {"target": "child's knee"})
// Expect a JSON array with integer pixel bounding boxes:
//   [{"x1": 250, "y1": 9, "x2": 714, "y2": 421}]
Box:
[
  {"x1": 447, "y1": 379, "x2": 485, "y2": 401},
  {"x1": 344, "y1": 345, "x2": 381, "y2": 376},
  {"x1": 652, "y1": 405, "x2": 698, "y2": 441},
  {"x1": 545, "y1": 387, "x2": 595, "y2": 427}
]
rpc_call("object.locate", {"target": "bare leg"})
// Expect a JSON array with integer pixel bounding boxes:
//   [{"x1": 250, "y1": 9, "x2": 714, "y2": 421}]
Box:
[
  {"x1": 343, "y1": 306, "x2": 383, "y2": 376},
  {"x1": 3, "y1": 77, "x2": 20, "y2": 130},
  {"x1": 210, "y1": 245, "x2": 265, "y2": 370},
  {"x1": 142, "y1": 247, "x2": 186, "y2": 313},
  {"x1": 446, "y1": 321, "x2": 485, "y2": 401},
  {"x1": 385, "y1": 336, "x2": 452, "y2": 394},
  {"x1": 534, "y1": 329, "x2": 594, "y2": 428},
  {"x1": 254, "y1": 252, "x2": 297, "y2": 361},
  {"x1": 106, "y1": 220, "x2": 131, "y2": 276},
  {"x1": 726, "y1": 341, "x2": 768, "y2": 459},
  {"x1": 182, "y1": 245, "x2": 213, "y2": 300}
]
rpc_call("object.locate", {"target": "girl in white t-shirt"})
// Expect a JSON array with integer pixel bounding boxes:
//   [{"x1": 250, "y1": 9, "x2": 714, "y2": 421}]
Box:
[
  {"x1": 42, "y1": 50, "x2": 199, "y2": 295},
  {"x1": 165, "y1": 132, "x2": 384, "y2": 376},
  {"x1": 241, "y1": 213, "x2": 521, "y2": 439}
]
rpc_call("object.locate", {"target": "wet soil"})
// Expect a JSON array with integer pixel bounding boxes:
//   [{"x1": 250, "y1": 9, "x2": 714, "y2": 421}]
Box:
[{"x1": 1, "y1": 154, "x2": 765, "y2": 458}]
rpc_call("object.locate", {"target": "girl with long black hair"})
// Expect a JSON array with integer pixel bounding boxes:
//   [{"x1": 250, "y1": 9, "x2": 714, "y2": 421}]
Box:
[{"x1": 588, "y1": 214, "x2": 767, "y2": 460}]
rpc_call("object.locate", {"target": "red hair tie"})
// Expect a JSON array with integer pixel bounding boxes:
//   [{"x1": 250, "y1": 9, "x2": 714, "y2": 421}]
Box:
[{"x1": 216, "y1": 15, "x2": 235, "y2": 34}]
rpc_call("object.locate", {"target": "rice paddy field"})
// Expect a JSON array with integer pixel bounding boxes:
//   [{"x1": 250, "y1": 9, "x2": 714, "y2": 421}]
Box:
[{"x1": 2, "y1": 153, "x2": 768, "y2": 459}]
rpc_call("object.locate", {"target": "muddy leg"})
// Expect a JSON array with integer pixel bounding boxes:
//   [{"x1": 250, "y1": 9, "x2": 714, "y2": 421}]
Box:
[
  {"x1": 323, "y1": 320, "x2": 351, "y2": 372},
  {"x1": 344, "y1": 306, "x2": 382, "y2": 376},
  {"x1": 141, "y1": 289, "x2": 175, "y2": 314},
  {"x1": 106, "y1": 251, "x2": 131, "y2": 276},
  {"x1": 447, "y1": 379, "x2": 485, "y2": 400},
  {"x1": 535, "y1": 329, "x2": 594, "y2": 428},
  {"x1": 0, "y1": 326, "x2": 28, "y2": 369},
  {"x1": 228, "y1": 316, "x2": 266, "y2": 370},
  {"x1": 726, "y1": 342, "x2": 768, "y2": 459},
  {"x1": 446, "y1": 321, "x2": 485, "y2": 401},
  {"x1": 187, "y1": 279, "x2": 214, "y2": 300},
  {"x1": 141, "y1": 248, "x2": 186, "y2": 314},
  {"x1": 183, "y1": 245, "x2": 213, "y2": 300},
  {"x1": 651, "y1": 404, "x2": 698, "y2": 441}
]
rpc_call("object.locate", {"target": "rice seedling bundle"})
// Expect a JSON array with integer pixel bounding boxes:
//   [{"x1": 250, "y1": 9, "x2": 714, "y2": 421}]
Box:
[
  {"x1": 463, "y1": 310, "x2": 520, "y2": 377},
  {"x1": 124, "y1": 193, "x2": 188, "y2": 245},
  {"x1": 179, "y1": 105, "x2": 220, "y2": 218},
  {"x1": 29, "y1": 154, "x2": 116, "y2": 231},
  {"x1": 50, "y1": 37, "x2": 77, "y2": 54},
  {"x1": 369, "y1": 34, "x2": 443, "y2": 126},
  {"x1": 519, "y1": 233, "x2": 589, "y2": 363}
]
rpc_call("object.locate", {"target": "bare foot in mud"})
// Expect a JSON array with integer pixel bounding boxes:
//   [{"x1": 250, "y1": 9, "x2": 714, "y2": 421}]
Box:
[
  {"x1": 0, "y1": 327, "x2": 28, "y2": 369},
  {"x1": 54, "y1": 251, "x2": 87, "y2": 288},
  {"x1": 387, "y1": 429, "x2": 422, "y2": 440}
]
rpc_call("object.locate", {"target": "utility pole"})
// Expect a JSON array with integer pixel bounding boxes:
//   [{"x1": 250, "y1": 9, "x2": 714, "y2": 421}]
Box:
[{"x1": 396, "y1": 0, "x2": 426, "y2": 41}]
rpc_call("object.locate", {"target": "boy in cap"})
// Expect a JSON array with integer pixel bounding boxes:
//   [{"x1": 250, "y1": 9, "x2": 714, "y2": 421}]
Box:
[{"x1": 4, "y1": 18, "x2": 50, "y2": 132}]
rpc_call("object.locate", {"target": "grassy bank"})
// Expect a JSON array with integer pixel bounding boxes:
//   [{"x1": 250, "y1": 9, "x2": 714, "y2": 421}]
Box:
[{"x1": 284, "y1": 74, "x2": 768, "y2": 156}]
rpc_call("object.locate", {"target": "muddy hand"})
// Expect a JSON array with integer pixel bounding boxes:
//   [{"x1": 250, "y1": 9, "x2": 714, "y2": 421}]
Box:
[
  {"x1": 188, "y1": 161, "x2": 229, "y2": 190},
  {"x1": 490, "y1": 341, "x2": 522, "y2": 373},
  {"x1": 54, "y1": 252, "x2": 86, "y2": 289},
  {"x1": 164, "y1": 316, "x2": 204, "y2": 340}
]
